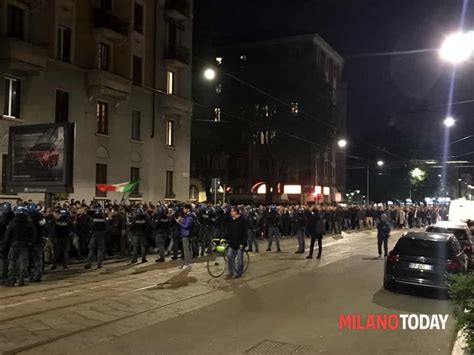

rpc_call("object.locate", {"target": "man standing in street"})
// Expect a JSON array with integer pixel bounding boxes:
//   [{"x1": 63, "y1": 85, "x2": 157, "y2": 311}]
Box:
[
  {"x1": 226, "y1": 207, "x2": 247, "y2": 279},
  {"x1": 306, "y1": 207, "x2": 325, "y2": 259},
  {"x1": 176, "y1": 204, "x2": 194, "y2": 270},
  {"x1": 266, "y1": 205, "x2": 281, "y2": 252},
  {"x1": 377, "y1": 214, "x2": 391, "y2": 258}
]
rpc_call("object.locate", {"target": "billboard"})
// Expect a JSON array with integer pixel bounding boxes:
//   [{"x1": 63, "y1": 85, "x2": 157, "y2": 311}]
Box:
[{"x1": 6, "y1": 122, "x2": 75, "y2": 193}]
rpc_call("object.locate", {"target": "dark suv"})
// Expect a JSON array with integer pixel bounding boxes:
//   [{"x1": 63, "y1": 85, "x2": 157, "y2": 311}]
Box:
[
  {"x1": 384, "y1": 232, "x2": 468, "y2": 292},
  {"x1": 426, "y1": 221, "x2": 473, "y2": 266}
]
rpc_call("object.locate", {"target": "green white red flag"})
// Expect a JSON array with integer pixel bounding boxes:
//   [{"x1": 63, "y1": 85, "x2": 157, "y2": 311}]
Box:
[{"x1": 96, "y1": 181, "x2": 138, "y2": 193}]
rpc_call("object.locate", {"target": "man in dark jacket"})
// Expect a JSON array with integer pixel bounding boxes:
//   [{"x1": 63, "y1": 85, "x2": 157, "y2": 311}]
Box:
[
  {"x1": 0, "y1": 203, "x2": 14, "y2": 285},
  {"x1": 226, "y1": 207, "x2": 247, "y2": 278},
  {"x1": 266, "y1": 205, "x2": 281, "y2": 252},
  {"x1": 52, "y1": 209, "x2": 74, "y2": 270},
  {"x1": 28, "y1": 204, "x2": 46, "y2": 282},
  {"x1": 150, "y1": 206, "x2": 169, "y2": 262},
  {"x1": 75, "y1": 207, "x2": 91, "y2": 259},
  {"x1": 294, "y1": 207, "x2": 307, "y2": 254},
  {"x1": 130, "y1": 208, "x2": 149, "y2": 264},
  {"x1": 5, "y1": 206, "x2": 36, "y2": 286},
  {"x1": 377, "y1": 214, "x2": 391, "y2": 258},
  {"x1": 306, "y1": 207, "x2": 325, "y2": 259}
]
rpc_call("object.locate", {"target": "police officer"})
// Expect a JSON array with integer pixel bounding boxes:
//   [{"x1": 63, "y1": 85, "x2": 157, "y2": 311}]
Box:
[
  {"x1": 170, "y1": 206, "x2": 182, "y2": 260},
  {"x1": 28, "y1": 203, "x2": 46, "y2": 282},
  {"x1": 0, "y1": 203, "x2": 14, "y2": 285},
  {"x1": 150, "y1": 206, "x2": 169, "y2": 263},
  {"x1": 266, "y1": 205, "x2": 281, "y2": 252},
  {"x1": 85, "y1": 208, "x2": 109, "y2": 269},
  {"x1": 295, "y1": 207, "x2": 307, "y2": 254},
  {"x1": 247, "y1": 208, "x2": 260, "y2": 252},
  {"x1": 52, "y1": 209, "x2": 74, "y2": 270},
  {"x1": 4, "y1": 206, "x2": 36, "y2": 286},
  {"x1": 130, "y1": 208, "x2": 149, "y2": 263},
  {"x1": 377, "y1": 214, "x2": 391, "y2": 258}
]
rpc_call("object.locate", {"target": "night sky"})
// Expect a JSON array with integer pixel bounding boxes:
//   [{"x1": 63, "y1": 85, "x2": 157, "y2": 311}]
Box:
[{"x1": 193, "y1": 0, "x2": 474, "y2": 196}]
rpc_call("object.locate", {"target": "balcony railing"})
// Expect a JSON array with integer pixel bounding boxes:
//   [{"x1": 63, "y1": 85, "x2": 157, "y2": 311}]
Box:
[
  {"x1": 165, "y1": 45, "x2": 190, "y2": 66},
  {"x1": 93, "y1": 8, "x2": 129, "y2": 36},
  {"x1": 165, "y1": 0, "x2": 190, "y2": 19}
]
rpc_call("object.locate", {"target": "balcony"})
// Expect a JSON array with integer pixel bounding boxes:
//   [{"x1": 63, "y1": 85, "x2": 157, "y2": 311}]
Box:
[
  {"x1": 87, "y1": 69, "x2": 132, "y2": 101},
  {"x1": 93, "y1": 8, "x2": 129, "y2": 42},
  {"x1": 159, "y1": 94, "x2": 192, "y2": 118},
  {"x1": 164, "y1": 45, "x2": 190, "y2": 68},
  {"x1": 165, "y1": 0, "x2": 190, "y2": 22},
  {"x1": 0, "y1": 37, "x2": 48, "y2": 74}
]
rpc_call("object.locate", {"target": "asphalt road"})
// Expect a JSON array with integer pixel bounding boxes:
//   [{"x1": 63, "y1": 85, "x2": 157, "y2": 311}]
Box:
[{"x1": 0, "y1": 229, "x2": 457, "y2": 355}]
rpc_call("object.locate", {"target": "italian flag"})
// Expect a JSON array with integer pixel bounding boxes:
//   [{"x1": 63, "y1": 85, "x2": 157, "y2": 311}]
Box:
[{"x1": 96, "y1": 181, "x2": 138, "y2": 193}]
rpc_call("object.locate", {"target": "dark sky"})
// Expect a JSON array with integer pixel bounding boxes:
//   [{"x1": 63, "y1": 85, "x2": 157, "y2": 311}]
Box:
[{"x1": 193, "y1": 0, "x2": 474, "y2": 162}]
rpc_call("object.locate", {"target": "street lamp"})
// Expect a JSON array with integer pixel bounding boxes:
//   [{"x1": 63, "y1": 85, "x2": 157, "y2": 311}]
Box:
[
  {"x1": 377, "y1": 160, "x2": 384, "y2": 167},
  {"x1": 439, "y1": 32, "x2": 474, "y2": 64},
  {"x1": 443, "y1": 116, "x2": 455, "y2": 127},
  {"x1": 203, "y1": 68, "x2": 216, "y2": 81},
  {"x1": 337, "y1": 139, "x2": 347, "y2": 148}
]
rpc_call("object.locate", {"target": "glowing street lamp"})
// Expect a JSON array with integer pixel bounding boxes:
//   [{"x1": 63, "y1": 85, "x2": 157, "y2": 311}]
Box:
[
  {"x1": 203, "y1": 68, "x2": 216, "y2": 81},
  {"x1": 377, "y1": 160, "x2": 384, "y2": 167},
  {"x1": 439, "y1": 32, "x2": 474, "y2": 64},
  {"x1": 444, "y1": 116, "x2": 455, "y2": 127},
  {"x1": 337, "y1": 139, "x2": 347, "y2": 148}
]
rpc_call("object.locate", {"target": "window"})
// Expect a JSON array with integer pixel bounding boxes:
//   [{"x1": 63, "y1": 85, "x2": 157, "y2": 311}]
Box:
[
  {"x1": 130, "y1": 167, "x2": 140, "y2": 195},
  {"x1": 214, "y1": 107, "x2": 221, "y2": 122},
  {"x1": 134, "y1": 2, "x2": 144, "y2": 33},
  {"x1": 98, "y1": 42, "x2": 110, "y2": 70},
  {"x1": 166, "y1": 120, "x2": 174, "y2": 147},
  {"x1": 166, "y1": 70, "x2": 175, "y2": 94},
  {"x1": 7, "y1": 5, "x2": 24, "y2": 40},
  {"x1": 166, "y1": 171, "x2": 174, "y2": 197},
  {"x1": 100, "y1": 0, "x2": 112, "y2": 11},
  {"x1": 216, "y1": 83, "x2": 222, "y2": 94},
  {"x1": 131, "y1": 110, "x2": 141, "y2": 141},
  {"x1": 291, "y1": 102, "x2": 299, "y2": 116},
  {"x1": 55, "y1": 90, "x2": 69, "y2": 123},
  {"x1": 97, "y1": 101, "x2": 109, "y2": 135},
  {"x1": 96, "y1": 164, "x2": 108, "y2": 198},
  {"x1": 189, "y1": 185, "x2": 198, "y2": 201},
  {"x1": 57, "y1": 26, "x2": 71, "y2": 62},
  {"x1": 4, "y1": 77, "x2": 22, "y2": 119},
  {"x1": 132, "y1": 56, "x2": 143, "y2": 85}
]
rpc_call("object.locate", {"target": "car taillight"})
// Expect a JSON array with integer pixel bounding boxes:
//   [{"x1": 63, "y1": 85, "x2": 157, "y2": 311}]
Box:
[
  {"x1": 387, "y1": 254, "x2": 399, "y2": 262},
  {"x1": 446, "y1": 260, "x2": 462, "y2": 271}
]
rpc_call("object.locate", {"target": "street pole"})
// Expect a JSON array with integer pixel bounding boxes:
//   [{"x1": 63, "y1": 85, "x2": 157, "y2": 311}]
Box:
[
  {"x1": 366, "y1": 165, "x2": 370, "y2": 206},
  {"x1": 214, "y1": 179, "x2": 217, "y2": 205}
]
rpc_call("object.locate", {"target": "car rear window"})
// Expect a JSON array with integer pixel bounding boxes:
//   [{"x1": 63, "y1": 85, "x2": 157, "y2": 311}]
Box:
[
  {"x1": 394, "y1": 238, "x2": 454, "y2": 259},
  {"x1": 426, "y1": 227, "x2": 468, "y2": 241}
]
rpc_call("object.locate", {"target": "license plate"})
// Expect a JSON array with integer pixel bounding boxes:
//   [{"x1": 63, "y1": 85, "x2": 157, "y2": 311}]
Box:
[{"x1": 409, "y1": 263, "x2": 433, "y2": 271}]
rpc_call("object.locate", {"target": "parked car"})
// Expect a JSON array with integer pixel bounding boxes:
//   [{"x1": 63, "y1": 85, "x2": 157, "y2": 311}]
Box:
[
  {"x1": 384, "y1": 231, "x2": 468, "y2": 292},
  {"x1": 426, "y1": 221, "x2": 473, "y2": 266},
  {"x1": 24, "y1": 143, "x2": 59, "y2": 169}
]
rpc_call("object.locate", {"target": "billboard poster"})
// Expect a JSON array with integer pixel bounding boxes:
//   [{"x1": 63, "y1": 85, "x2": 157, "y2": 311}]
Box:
[{"x1": 7, "y1": 122, "x2": 75, "y2": 193}]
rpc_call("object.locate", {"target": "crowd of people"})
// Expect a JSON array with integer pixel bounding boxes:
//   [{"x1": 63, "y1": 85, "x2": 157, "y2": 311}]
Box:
[{"x1": 0, "y1": 198, "x2": 448, "y2": 287}]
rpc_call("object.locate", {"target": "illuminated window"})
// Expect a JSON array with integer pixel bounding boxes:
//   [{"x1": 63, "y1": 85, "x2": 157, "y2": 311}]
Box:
[
  {"x1": 98, "y1": 42, "x2": 110, "y2": 70},
  {"x1": 214, "y1": 107, "x2": 221, "y2": 122},
  {"x1": 216, "y1": 57, "x2": 223, "y2": 65},
  {"x1": 4, "y1": 77, "x2": 22, "y2": 119},
  {"x1": 96, "y1": 101, "x2": 108, "y2": 135},
  {"x1": 291, "y1": 102, "x2": 299, "y2": 115},
  {"x1": 166, "y1": 120, "x2": 174, "y2": 147},
  {"x1": 166, "y1": 70, "x2": 175, "y2": 94}
]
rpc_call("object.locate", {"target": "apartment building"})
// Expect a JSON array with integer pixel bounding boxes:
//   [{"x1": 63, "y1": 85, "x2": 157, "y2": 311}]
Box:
[{"x1": 0, "y1": 0, "x2": 193, "y2": 202}]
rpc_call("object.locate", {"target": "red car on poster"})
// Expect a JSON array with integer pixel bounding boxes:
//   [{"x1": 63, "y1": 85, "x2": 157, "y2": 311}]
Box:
[{"x1": 24, "y1": 143, "x2": 60, "y2": 169}]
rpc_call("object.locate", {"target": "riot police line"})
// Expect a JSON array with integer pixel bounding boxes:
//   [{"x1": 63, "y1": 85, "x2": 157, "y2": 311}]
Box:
[{"x1": 2, "y1": 200, "x2": 413, "y2": 287}]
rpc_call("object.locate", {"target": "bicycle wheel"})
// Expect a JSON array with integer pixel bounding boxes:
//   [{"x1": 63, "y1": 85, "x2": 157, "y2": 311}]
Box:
[
  {"x1": 207, "y1": 253, "x2": 227, "y2": 278},
  {"x1": 235, "y1": 250, "x2": 250, "y2": 274}
]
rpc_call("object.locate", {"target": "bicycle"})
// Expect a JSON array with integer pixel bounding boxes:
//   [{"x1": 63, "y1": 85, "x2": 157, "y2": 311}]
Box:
[{"x1": 206, "y1": 238, "x2": 250, "y2": 278}]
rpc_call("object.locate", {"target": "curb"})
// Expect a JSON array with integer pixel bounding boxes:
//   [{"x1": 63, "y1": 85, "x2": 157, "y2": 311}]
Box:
[{"x1": 452, "y1": 328, "x2": 468, "y2": 355}]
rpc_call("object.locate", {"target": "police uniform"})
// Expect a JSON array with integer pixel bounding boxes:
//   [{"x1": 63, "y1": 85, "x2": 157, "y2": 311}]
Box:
[
  {"x1": 247, "y1": 209, "x2": 260, "y2": 252},
  {"x1": 5, "y1": 207, "x2": 36, "y2": 286},
  {"x1": 150, "y1": 208, "x2": 169, "y2": 262},
  {"x1": 0, "y1": 203, "x2": 14, "y2": 284},
  {"x1": 52, "y1": 210, "x2": 74, "y2": 269},
  {"x1": 85, "y1": 209, "x2": 109, "y2": 269},
  {"x1": 130, "y1": 209, "x2": 149, "y2": 263},
  {"x1": 266, "y1": 207, "x2": 281, "y2": 252},
  {"x1": 28, "y1": 204, "x2": 46, "y2": 282}
]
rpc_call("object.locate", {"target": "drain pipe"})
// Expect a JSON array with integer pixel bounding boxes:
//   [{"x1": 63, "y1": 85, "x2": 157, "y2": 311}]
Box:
[{"x1": 151, "y1": 0, "x2": 158, "y2": 138}]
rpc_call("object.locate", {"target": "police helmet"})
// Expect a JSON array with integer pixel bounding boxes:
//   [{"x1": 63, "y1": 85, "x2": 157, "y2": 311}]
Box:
[
  {"x1": 27, "y1": 203, "x2": 41, "y2": 216},
  {"x1": 135, "y1": 208, "x2": 145, "y2": 217},
  {"x1": 298, "y1": 207, "x2": 305, "y2": 213},
  {"x1": 59, "y1": 209, "x2": 70, "y2": 219},
  {"x1": 0, "y1": 202, "x2": 12, "y2": 214},
  {"x1": 14, "y1": 205, "x2": 29, "y2": 215},
  {"x1": 270, "y1": 204, "x2": 277, "y2": 211},
  {"x1": 94, "y1": 207, "x2": 104, "y2": 217}
]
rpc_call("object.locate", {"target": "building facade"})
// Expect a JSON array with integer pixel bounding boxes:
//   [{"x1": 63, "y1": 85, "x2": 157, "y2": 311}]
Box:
[
  {"x1": 0, "y1": 0, "x2": 193, "y2": 202},
  {"x1": 192, "y1": 34, "x2": 346, "y2": 204}
]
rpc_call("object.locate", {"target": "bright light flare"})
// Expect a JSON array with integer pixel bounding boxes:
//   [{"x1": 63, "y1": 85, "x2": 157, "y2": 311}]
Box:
[
  {"x1": 337, "y1": 139, "x2": 347, "y2": 148},
  {"x1": 444, "y1": 116, "x2": 455, "y2": 127},
  {"x1": 203, "y1": 68, "x2": 216, "y2": 80},
  {"x1": 377, "y1": 160, "x2": 384, "y2": 167},
  {"x1": 439, "y1": 32, "x2": 474, "y2": 64}
]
